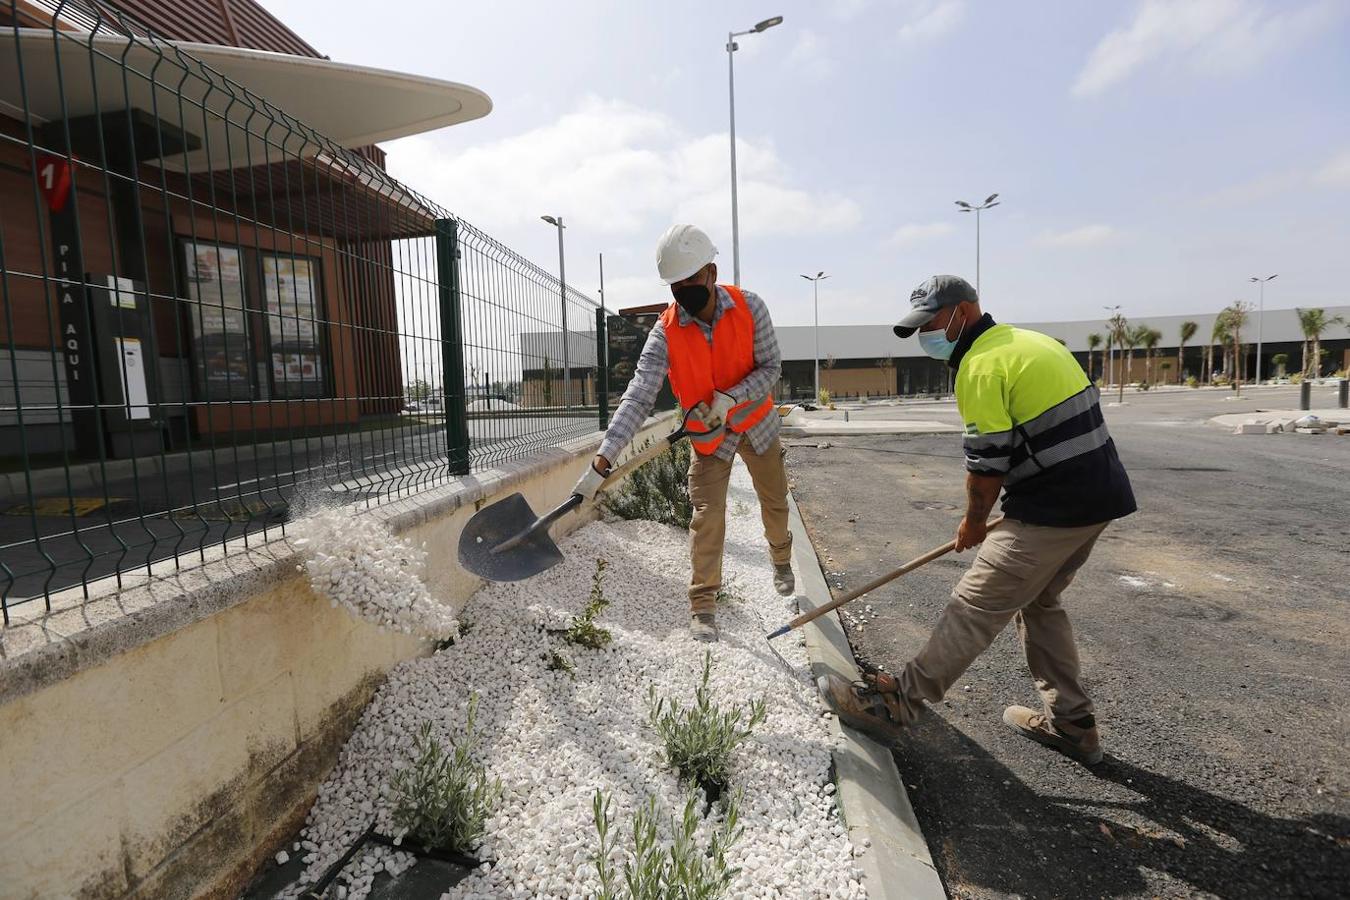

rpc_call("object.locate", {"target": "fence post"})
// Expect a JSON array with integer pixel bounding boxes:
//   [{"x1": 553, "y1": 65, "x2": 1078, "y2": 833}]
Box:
[
  {"x1": 596, "y1": 307, "x2": 610, "y2": 429},
  {"x1": 435, "y1": 218, "x2": 470, "y2": 475}
]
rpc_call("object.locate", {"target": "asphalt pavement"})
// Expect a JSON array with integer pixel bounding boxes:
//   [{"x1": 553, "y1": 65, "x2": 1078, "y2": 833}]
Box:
[{"x1": 784, "y1": 386, "x2": 1350, "y2": 899}]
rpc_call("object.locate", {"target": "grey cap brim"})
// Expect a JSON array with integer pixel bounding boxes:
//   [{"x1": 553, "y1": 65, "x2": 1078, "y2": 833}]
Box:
[{"x1": 893, "y1": 307, "x2": 937, "y2": 339}]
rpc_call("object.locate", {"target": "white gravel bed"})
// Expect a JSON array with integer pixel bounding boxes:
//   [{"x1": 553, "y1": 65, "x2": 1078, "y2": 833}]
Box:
[{"x1": 277, "y1": 466, "x2": 866, "y2": 899}]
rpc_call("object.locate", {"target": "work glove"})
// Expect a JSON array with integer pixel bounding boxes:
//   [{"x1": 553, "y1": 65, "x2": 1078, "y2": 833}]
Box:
[
  {"x1": 691, "y1": 400, "x2": 720, "y2": 430},
  {"x1": 573, "y1": 459, "x2": 609, "y2": 500},
  {"x1": 702, "y1": 388, "x2": 734, "y2": 431}
]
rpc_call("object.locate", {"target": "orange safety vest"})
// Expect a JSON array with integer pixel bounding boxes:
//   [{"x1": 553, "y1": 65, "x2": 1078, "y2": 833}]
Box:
[{"x1": 659, "y1": 284, "x2": 775, "y2": 456}]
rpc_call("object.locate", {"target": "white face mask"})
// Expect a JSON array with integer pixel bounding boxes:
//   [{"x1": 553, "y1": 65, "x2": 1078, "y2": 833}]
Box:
[{"x1": 918, "y1": 310, "x2": 965, "y2": 360}]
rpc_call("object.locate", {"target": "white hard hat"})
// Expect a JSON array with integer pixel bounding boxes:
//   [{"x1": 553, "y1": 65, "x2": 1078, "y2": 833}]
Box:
[{"x1": 656, "y1": 224, "x2": 718, "y2": 284}]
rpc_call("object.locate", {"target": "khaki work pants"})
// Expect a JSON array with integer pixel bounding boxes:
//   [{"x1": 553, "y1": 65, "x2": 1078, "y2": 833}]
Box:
[
  {"x1": 894, "y1": 519, "x2": 1108, "y2": 726},
  {"x1": 687, "y1": 437, "x2": 793, "y2": 614}
]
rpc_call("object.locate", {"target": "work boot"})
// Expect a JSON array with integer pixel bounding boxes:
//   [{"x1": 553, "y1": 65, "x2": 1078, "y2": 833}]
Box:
[
  {"x1": 1002, "y1": 706, "x2": 1103, "y2": 765},
  {"x1": 689, "y1": 613, "x2": 719, "y2": 643},
  {"x1": 773, "y1": 562, "x2": 795, "y2": 596},
  {"x1": 816, "y1": 673, "x2": 906, "y2": 744}
]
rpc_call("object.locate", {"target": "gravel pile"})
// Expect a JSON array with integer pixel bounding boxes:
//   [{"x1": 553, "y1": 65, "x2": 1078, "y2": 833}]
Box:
[
  {"x1": 293, "y1": 506, "x2": 460, "y2": 640},
  {"x1": 279, "y1": 468, "x2": 865, "y2": 899}
]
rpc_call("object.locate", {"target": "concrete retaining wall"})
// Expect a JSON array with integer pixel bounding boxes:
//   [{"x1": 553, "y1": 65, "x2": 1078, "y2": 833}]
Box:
[{"x1": 0, "y1": 413, "x2": 673, "y2": 899}]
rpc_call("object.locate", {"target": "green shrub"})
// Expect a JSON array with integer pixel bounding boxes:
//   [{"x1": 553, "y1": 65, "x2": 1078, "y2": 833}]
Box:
[
  {"x1": 817, "y1": 389, "x2": 831, "y2": 408},
  {"x1": 648, "y1": 651, "x2": 766, "y2": 799},
  {"x1": 1186, "y1": 375, "x2": 1199, "y2": 388},
  {"x1": 603, "y1": 438, "x2": 692, "y2": 530},
  {"x1": 391, "y1": 696, "x2": 501, "y2": 854},
  {"x1": 564, "y1": 558, "x2": 613, "y2": 649},
  {"x1": 592, "y1": 789, "x2": 743, "y2": 900}
]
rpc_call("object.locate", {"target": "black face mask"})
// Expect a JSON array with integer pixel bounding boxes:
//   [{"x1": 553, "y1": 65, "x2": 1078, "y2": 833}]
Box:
[{"x1": 674, "y1": 284, "x2": 710, "y2": 316}]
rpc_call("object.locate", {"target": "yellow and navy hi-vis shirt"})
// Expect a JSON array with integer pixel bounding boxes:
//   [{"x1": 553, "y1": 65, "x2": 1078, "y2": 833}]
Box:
[{"x1": 952, "y1": 314, "x2": 1136, "y2": 527}]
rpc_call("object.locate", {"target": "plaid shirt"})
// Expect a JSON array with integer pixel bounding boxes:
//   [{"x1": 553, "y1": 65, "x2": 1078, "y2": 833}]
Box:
[{"x1": 598, "y1": 286, "x2": 782, "y2": 463}]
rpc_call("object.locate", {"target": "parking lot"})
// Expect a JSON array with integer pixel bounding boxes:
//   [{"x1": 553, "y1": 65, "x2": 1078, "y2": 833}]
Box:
[{"x1": 785, "y1": 386, "x2": 1350, "y2": 899}]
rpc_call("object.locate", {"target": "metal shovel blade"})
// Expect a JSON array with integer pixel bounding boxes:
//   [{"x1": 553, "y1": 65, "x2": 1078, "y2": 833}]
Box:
[{"x1": 457, "y1": 492, "x2": 565, "y2": 582}]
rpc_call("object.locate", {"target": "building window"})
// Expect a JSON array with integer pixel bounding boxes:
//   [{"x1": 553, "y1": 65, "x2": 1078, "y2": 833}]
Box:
[
  {"x1": 179, "y1": 240, "x2": 330, "y2": 402},
  {"x1": 180, "y1": 240, "x2": 252, "y2": 400},
  {"x1": 261, "y1": 254, "x2": 327, "y2": 399}
]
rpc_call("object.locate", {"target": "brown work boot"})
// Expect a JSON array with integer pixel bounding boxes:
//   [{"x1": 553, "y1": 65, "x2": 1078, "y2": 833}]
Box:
[
  {"x1": 689, "y1": 613, "x2": 718, "y2": 643},
  {"x1": 773, "y1": 562, "x2": 795, "y2": 596},
  {"x1": 1002, "y1": 705, "x2": 1103, "y2": 765},
  {"x1": 816, "y1": 673, "x2": 907, "y2": 744}
]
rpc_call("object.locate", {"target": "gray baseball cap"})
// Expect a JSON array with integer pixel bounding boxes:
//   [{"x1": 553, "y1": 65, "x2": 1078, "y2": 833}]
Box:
[{"x1": 893, "y1": 275, "x2": 979, "y2": 338}]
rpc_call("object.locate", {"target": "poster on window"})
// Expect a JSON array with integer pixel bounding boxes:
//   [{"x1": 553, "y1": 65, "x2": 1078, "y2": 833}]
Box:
[
  {"x1": 262, "y1": 255, "x2": 324, "y2": 396},
  {"x1": 182, "y1": 242, "x2": 251, "y2": 398}
]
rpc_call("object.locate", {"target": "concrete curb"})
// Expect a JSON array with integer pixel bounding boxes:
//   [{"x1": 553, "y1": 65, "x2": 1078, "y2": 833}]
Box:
[{"x1": 786, "y1": 491, "x2": 947, "y2": 900}]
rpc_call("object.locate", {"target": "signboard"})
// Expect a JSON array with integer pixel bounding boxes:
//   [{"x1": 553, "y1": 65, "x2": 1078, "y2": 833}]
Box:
[
  {"x1": 114, "y1": 337, "x2": 151, "y2": 420},
  {"x1": 606, "y1": 309, "x2": 675, "y2": 409},
  {"x1": 35, "y1": 153, "x2": 74, "y2": 213},
  {"x1": 261, "y1": 255, "x2": 325, "y2": 398},
  {"x1": 182, "y1": 241, "x2": 252, "y2": 399},
  {"x1": 40, "y1": 153, "x2": 101, "y2": 455}
]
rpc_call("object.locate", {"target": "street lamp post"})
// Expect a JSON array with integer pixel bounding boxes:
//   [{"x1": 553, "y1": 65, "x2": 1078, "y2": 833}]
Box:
[
  {"x1": 1103, "y1": 304, "x2": 1121, "y2": 387},
  {"x1": 1250, "y1": 274, "x2": 1277, "y2": 384},
  {"x1": 801, "y1": 272, "x2": 829, "y2": 401},
  {"x1": 726, "y1": 15, "x2": 783, "y2": 286},
  {"x1": 954, "y1": 194, "x2": 1000, "y2": 294},
  {"x1": 541, "y1": 215, "x2": 569, "y2": 408}
]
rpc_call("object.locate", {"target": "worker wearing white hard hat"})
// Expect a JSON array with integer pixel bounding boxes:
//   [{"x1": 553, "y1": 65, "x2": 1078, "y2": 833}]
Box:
[{"x1": 572, "y1": 224, "x2": 795, "y2": 643}]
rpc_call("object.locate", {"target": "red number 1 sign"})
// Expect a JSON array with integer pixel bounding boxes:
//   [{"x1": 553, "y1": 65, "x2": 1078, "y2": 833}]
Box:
[{"x1": 36, "y1": 153, "x2": 74, "y2": 213}]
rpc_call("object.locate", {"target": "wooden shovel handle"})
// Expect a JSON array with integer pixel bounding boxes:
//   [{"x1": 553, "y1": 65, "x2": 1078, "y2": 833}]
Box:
[
  {"x1": 772, "y1": 515, "x2": 1006, "y2": 637},
  {"x1": 595, "y1": 408, "x2": 723, "y2": 494}
]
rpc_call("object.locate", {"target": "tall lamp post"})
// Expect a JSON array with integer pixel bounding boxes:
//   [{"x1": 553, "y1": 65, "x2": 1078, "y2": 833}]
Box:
[
  {"x1": 954, "y1": 193, "x2": 1000, "y2": 294},
  {"x1": 726, "y1": 14, "x2": 783, "y2": 286},
  {"x1": 1103, "y1": 304, "x2": 1121, "y2": 387},
  {"x1": 801, "y1": 271, "x2": 829, "y2": 401},
  {"x1": 540, "y1": 215, "x2": 569, "y2": 408},
  {"x1": 1250, "y1": 273, "x2": 1277, "y2": 384}
]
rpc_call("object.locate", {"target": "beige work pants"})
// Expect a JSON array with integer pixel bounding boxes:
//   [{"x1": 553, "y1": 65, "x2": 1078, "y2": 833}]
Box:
[
  {"x1": 894, "y1": 519, "x2": 1108, "y2": 726},
  {"x1": 687, "y1": 437, "x2": 793, "y2": 614}
]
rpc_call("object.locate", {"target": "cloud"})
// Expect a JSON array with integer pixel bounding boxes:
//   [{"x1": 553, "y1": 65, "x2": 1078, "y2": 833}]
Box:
[
  {"x1": 384, "y1": 97, "x2": 860, "y2": 239},
  {"x1": 1073, "y1": 0, "x2": 1342, "y2": 97},
  {"x1": 1036, "y1": 225, "x2": 1118, "y2": 247},
  {"x1": 897, "y1": 0, "x2": 966, "y2": 45},
  {"x1": 1314, "y1": 149, "x2": 1350, "y2": 188},
  {"x1": 886, "y1": 222, "x2": 956, "y2": 245},
  {"x1": 1200, "y1": 147, "x2": 1350, "y2": 205},
  {"x1": 787, "y1": 29, "x2": 833, "y2": 81}
]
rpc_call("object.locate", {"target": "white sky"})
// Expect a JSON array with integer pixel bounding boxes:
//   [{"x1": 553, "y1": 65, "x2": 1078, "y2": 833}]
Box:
[{"x1": 265, "y1": 0, "x2": 1350, "y2": 328}]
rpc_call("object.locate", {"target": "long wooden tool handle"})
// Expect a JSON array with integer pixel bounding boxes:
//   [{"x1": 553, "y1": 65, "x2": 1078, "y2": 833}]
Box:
[
  {"x1": 596, "y1": 434, "x2": 679, "y2": 492},
  {"x1": 769, "y1": 515, "x2": 1005, "y2": 638}
]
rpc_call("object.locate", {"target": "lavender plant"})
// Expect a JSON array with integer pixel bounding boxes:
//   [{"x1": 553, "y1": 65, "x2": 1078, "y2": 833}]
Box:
[
  {"x1": 648, "y1": 651, "x2": 767, "y2": 798},
  {"x1": 391, "y1": 694, "x2": 501, "y2": 854},
  {"x1": 592, "y1": 788, "x2": 743, "y2": 900}
]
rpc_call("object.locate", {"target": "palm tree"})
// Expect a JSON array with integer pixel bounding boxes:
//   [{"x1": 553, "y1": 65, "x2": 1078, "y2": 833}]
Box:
[
  {"x1": 1125, "y1": 324, "x2": 1149, "y2": 387},
  {"x1": 1206, "y1": 311, "x2": 1231, "y2": 384},
  {"x1": 1178, "y1": 321, "x2": 1197, "y2": 384},
  {"x1": 1087, "y1": 332, "x2": 1103, "y2": 381},
  {"x1": 1296, "y1": 308, "x2": 1345, "y2": 379},
  {"x1": 1106, "y1": 313, "x2": 1129, "y2": 402},
  {"x1": 1271, "y1": 353, "x2": 1289, "y2": 378},
  {"x1": 1140, "y1": 327, "x2": 1163, "y2": 385},
  {"x1": 1225, "y1": 302, "x2": 1251, "y2": 396}
]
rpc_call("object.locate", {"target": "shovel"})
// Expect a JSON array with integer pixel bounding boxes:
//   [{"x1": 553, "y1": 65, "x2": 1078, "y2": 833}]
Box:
[
  {"x1": 458, "y1": 407, "x2": 718, "y2": 582},
  {"x1": 764, "y1": 516, "x2": 1005, "y2": 673}
]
